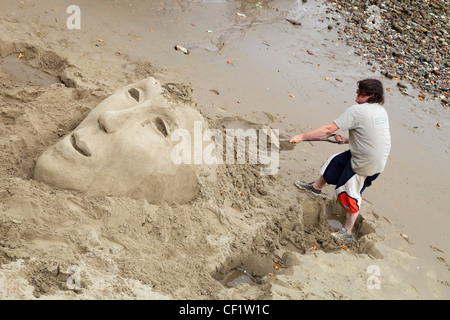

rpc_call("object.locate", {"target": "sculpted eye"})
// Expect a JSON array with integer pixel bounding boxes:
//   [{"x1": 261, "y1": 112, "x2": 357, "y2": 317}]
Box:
[
  {"x1": 153, "y1": 117, "x2": 169, "y2": 137},
  {"x1": 128, "y1": 88, "x2": 140, "y2": 102}
]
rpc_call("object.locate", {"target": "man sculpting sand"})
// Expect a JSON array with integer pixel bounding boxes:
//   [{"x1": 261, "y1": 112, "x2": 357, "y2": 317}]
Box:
[{"x1": 289, "y1": 79, "x2": 391, "y2": 241}]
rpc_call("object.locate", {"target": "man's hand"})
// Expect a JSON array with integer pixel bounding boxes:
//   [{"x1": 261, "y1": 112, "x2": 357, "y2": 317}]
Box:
[
  {"x1": 334, "y1": 134, "x2": 348, "y2": 144},
  {"x1": 289, "y1": 134, "x2": 304, "y2": 144}
]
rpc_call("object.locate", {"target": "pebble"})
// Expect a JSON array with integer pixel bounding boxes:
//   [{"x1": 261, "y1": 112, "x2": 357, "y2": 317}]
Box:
[
  {"x1": 326, "y1": 0, "x2": 449, "y2": 107},
  {"x1": 397, "y1": 81, "x2": 408, "y2": 89}
]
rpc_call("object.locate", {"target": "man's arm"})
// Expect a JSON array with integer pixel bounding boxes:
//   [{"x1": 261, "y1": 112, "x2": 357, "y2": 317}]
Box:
[{"x1": 289, "y1": 122, "x2": 341, "y2": 144}]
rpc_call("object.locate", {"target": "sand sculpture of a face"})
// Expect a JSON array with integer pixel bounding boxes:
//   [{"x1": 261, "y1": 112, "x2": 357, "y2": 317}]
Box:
[{"x1": 34, "y1": 77, "x2": 206, "y2": 203}]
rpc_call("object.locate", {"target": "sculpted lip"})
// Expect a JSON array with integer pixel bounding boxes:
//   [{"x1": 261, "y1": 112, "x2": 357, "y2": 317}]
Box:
[{"x1": 70, "y1": 133, "x2": 92, "y2": 157}]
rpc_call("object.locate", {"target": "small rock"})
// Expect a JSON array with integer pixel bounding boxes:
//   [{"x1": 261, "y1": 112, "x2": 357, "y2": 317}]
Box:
[
  {"x1": 397, "y1": 81, "x2": 408, "y2": 89},
  {"x1": 381, "y1": 70, "x2": 394, "y2": 79},
  {"x1": 175, "y1": 45, "x2": 190, "y2": 55},
  {"x1": 392, "y1": 23, "x2": 405, "y2": 33},
  {"x1": 286, "y1": 18, "x2": 302, "y2": 26}
]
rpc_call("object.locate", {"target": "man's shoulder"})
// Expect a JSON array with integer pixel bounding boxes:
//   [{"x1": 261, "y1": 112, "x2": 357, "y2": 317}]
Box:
[
  {"x1": 344, "y1": 103, "x2": 362, "y2": 114},
  {"x1": 354, "y1": 103, "x2": 386, "y2": 113}
]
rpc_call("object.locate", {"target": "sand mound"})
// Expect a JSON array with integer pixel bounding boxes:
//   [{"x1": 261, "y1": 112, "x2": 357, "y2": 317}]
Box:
[{"x1": 0, "y1": 49, "x2": 383, "y2": 298}]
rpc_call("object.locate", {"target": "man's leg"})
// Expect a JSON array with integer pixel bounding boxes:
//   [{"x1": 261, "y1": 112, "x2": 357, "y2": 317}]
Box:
[
  {"x1": 322, "y1": 151, "x2": 360, "y2": 238},
  {"x1": 312, "y1": 175, "x2": 327, "y2": 191},
  {"x1": 344, "y1": 211, "x2": 358, "y2": 234},
  {"x1": 341, "y1": 174, "x2": 379, "y2": 234}
]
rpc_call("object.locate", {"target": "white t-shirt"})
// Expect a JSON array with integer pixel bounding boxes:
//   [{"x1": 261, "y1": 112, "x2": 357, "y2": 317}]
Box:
[{"x1": 334, "y1": 103, "x2": 391, "y2": 176}]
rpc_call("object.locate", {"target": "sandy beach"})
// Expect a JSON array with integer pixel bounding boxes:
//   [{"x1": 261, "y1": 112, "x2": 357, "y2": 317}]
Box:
[{"x1": 0, "y1": 0, "x2": 449, "y2": 301}]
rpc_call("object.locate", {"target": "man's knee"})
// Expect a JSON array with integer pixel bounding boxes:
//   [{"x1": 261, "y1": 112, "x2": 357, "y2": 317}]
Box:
[{"x1": 337, "y1": 192, "x2": 359, "y2": 214}]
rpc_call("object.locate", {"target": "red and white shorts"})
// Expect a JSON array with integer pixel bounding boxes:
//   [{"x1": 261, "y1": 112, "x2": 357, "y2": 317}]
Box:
[{"x1": 320, "y1": 150, "x2": 379, "y2": 214}]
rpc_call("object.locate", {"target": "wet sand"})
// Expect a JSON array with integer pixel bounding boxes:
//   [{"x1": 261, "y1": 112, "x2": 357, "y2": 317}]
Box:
[{"x1": 0, "y1": 0, "x2": 449, "y2": 300}]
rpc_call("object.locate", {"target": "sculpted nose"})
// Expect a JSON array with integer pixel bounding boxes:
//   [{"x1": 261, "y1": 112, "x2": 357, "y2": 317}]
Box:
[
  {"x1": 71, "y1": 131, "x2": 92, "y2": 157},
  {"x1": 98, "y1": 111, "x2": 121, "y2": 133}
]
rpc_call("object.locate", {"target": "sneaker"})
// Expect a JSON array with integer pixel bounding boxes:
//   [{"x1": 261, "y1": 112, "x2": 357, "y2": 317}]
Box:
[
  {"x1": 294, "y1": 180, "x2": 322, "y2": 196},
  {"x1": 331, "y1": 227, "x2": 355, "y2": 242}
]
